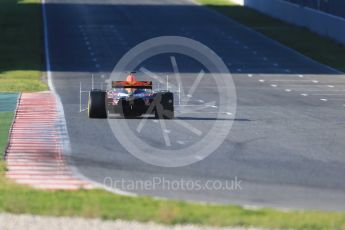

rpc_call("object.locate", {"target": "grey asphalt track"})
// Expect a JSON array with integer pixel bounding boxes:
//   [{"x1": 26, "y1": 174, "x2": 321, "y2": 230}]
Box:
[{"x1": 45, "y1": 0, "x2": 345, "y2": 210}]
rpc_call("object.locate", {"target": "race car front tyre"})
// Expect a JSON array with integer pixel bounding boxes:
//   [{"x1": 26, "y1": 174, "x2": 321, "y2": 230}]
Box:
[
  {"x1": 154, "y1": 92, "x2": 174, "y2": 119},
  {"x1": 88, "y1": 90, "x2": 107, "y2": 118}
]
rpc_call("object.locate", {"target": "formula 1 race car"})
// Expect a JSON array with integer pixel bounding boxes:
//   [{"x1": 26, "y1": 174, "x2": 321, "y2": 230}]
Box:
[{"x1": 88, "y1": 73, "x2": 174, "y2": 119}]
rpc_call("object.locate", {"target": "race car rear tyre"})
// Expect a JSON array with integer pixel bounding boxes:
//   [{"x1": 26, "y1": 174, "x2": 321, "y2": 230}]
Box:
[
  {"x1": 88, "y1": 90, "x2": 107, "y2": 119},
  {"x1": 154, "y1": 92, "x2": 174, "y2": 119}
]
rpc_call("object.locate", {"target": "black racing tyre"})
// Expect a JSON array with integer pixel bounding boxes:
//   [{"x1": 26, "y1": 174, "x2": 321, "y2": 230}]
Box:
[
  {"x1": 154, "y1": 92, "x2": 174, "y2": 119},
  {"x1": 88, "y1": 90, "x2": 107, "y2": 118}
]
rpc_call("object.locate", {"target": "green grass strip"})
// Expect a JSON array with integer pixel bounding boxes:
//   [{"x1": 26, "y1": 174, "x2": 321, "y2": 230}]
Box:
[
  {"x1": 0, "y1": 112, "x2": 14, "y2": 158},
  {"x1": 0, "y1": 0, "x2": 48, "y2": 92},
  {"x1": 0, "y1": 170, "x2": 345, "y2": 230},
  {"x1": 198, "y1": 0, "x2": 345, "y2": 72}
]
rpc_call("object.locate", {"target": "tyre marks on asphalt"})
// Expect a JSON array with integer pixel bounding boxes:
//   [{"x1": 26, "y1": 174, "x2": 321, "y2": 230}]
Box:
[
  {"x1": 78, "y1": 24, "x2": 131, "y2": 73},
  {"x1": 79, "y1": 25, "x2": 102, "y2": 71},
  {"x1": 78, "y1": 23, "x2": 345, "y2": 108},
  {"x1": 5, "y1": 92, "x2": 94, "y2": 190}
]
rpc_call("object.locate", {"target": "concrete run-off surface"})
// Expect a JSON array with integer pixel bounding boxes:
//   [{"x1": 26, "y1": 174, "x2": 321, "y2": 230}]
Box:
[{"x1": 5, "y1": 92, "x2": 93, "y2": 190}]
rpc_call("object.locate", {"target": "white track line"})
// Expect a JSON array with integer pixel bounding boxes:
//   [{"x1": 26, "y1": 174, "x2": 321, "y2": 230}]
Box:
[{"x1": 42, "y1": 0, "x2": 133, "y2": 195}]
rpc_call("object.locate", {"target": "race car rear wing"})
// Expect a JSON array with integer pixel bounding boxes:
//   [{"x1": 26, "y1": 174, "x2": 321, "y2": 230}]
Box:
[{"x1": 112, "y1": 81, "x2": 152, "y2": 89}]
